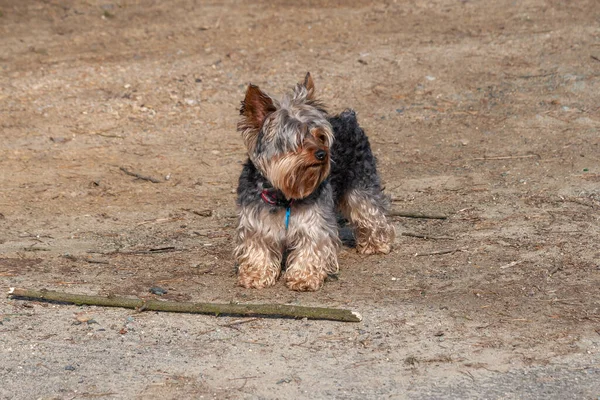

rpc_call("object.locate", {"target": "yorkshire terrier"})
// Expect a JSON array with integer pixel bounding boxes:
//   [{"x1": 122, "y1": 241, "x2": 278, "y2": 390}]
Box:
[{"x1": 234, "y1": 73, "x2": 395, "y2": 291}]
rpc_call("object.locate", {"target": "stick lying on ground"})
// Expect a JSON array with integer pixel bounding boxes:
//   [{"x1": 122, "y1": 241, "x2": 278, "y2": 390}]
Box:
[
  {"x1": 415, "y1": 247, "x2": 467, "y2": 257},
  {"x1": 388, "y1": 210, "x2": 448, "y2": 219},
  {"x1": 7, "y1": 288, "x2": 362, "y2": 323},
  {"x1": 401, "y1": 232, "x2": 454, "y2": 240},
  {"x1": 119, "y1": 166, "x2": 162, "y2": 183}
]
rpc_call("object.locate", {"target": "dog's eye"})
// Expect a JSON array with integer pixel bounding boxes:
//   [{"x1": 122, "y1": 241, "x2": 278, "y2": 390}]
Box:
[{"x1": 312, "y1": 129, "x2": 327, "y2": 145}]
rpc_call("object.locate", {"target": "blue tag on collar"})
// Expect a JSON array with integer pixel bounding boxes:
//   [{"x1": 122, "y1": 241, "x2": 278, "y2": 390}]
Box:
[{"x1": 285, "y1": 207, "x2": 291, "y2": 230}]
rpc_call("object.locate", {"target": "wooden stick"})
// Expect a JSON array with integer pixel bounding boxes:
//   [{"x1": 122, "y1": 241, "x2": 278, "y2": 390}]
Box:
[
  {"x1": 7, "y1": 288, "x2": 362, "y2": 323},
  {"x1": 119, "y1": 167, "x2": 162, "y2": 183},
  {"x1": 415, "y1": 247, "x2": 466, "y2": 257},
  {"x1": 389, "y1": 210, "x2": 448, "y2": 219},
  {"x1": 401, "y1": 232, "x2": 454, "y2": 240},
  {"x1": 469, "y1": 154, "x2": 539, "y2": 161}
]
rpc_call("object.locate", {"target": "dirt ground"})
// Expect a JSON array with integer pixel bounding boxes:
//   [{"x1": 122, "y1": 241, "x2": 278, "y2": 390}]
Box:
[{"x1": 1, "y1": 0, "x2": 599, "y2": 398}]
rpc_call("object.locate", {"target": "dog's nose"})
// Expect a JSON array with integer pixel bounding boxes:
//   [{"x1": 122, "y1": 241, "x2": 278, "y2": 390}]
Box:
[{"x1": 314, "y1": 149, "x2": 327, "y2": 161}]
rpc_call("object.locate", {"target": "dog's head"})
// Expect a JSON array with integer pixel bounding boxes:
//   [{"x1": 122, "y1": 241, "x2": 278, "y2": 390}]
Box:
[{"x1": 238, "y1": 73, "x2": 334, "y2": 200}]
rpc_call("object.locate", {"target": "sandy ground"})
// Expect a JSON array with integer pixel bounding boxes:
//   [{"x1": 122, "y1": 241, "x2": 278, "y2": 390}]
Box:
[{"x1": 1, "y1": 0, "x2": 599, "y2": 398}]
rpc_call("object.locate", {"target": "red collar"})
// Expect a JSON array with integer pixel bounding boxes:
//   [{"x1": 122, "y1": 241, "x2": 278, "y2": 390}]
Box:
[{"x1": 260, "y1": 188, "x2": 294, "y2": 208}]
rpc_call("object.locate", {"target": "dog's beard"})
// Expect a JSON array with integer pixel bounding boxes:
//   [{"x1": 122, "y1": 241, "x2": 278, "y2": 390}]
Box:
[{"x1": 266, "y1": 153, "x2": 330, "y2": 200}]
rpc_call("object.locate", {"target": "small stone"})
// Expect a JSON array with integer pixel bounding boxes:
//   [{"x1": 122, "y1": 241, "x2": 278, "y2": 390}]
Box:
[
  {"x1": 64, "y1": 365, "x2": 76, "y2": 371},
  {"x1": 149, "y1": 286, "x2": 167, "y2": 295}
]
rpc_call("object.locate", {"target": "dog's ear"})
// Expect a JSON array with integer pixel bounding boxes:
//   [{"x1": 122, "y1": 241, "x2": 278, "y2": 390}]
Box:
[
  {"x1": 239, "y1": 84, "x2": 275, "y2": 153},
  {"x1": 240, "y1": 84, "x2": 275, "y2": 129},
  {"x1": 303, "y1": 72, "x2": 315, "y2": 100}
]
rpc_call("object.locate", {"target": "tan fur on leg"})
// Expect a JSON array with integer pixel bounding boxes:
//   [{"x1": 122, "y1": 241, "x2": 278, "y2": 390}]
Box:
[
  {"x1": 235, "y1": 206, "x2": 285, "y2": 289},
  {"x1": 284, "y1": 204, "x2": 339, "y2": 291},
  {"x1": 339, "y1": 189, "x2": 395, "y2": 255}
]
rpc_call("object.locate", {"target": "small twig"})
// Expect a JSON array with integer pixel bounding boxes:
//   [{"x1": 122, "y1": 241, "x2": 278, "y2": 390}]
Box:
[
  {"x1": 148, "y1": 247, "x2": 176, "y2": 253},
  {"x1": 118, "y1": 247, "x2": 178, "y2": 255},
  {"x1": 389, "y1": 210, "x2": 448, "y2": 219},
  {"x1": 500, "y1": 260, "x2": 523, "y2": 269},
  {"x1": 470, "y1": 154, "x2": 539, "y2": 161},
  {"x1": 183, "y1": 208, "x2": 213, "y2": 217},
  {"x1": 119, "y1": 167, "x2": 162, "y2": 183},
  {"x1": 507, "y1": 72, "x2": 555, "y2": 79},
  {"x1": 229, "y1": 376, "x2": 260, "y2": 381},
  {"x1": 415, "y1": 248, "x2": 466, "y2": 257},
  {"x1": 221, "y1": 317, "x2": 260, "y2": 327},
  {"x1": 136, "y1": 217, "x2": 183, "y2": 226},
  {"x1": 7, "y1": 288, "x2": 362, "y2": 322},
  {"x1": 401, "y1": 232, "x2": 454, "y2": 240},
  {"x1": 220, "y1": 317, "x2": 260, "y2": 331},
  {"x1": 92, "y1": 126, "x2": 123, "y2": 138},
  {"x1": 61, "y1": 254, "x2": 109, "y2": 264},
  {"x1": 591, "y1": 55, "x2": 600, "y2": 63},
  {"x1": 459, "y1": 370, "x2": 475, "y2": 381}
]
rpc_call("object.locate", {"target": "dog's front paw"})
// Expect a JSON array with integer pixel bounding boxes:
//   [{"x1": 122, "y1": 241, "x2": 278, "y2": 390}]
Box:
[
  {"x1": 237, "y1": 265, "x2": 279, "y2": 289},
  {"x1": 284, "y1": 270, "x2": 326, "y2": 292},
  {"x1": 356, "y1": 223, "x2": 395, "y2": 255},
  {"x1": 357, "y1": 241, "x2": 392, "y2": 255}
]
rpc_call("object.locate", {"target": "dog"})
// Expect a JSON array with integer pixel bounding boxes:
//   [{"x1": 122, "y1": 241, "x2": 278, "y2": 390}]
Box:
[{"x1": 234, "y1": 73, "x2": 395, "y2": 291}]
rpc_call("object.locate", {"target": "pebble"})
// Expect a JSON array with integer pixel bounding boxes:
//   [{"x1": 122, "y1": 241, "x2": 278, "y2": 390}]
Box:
[{"x1": 149, "y1": 287, "x2": 167, "y2": 295}]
